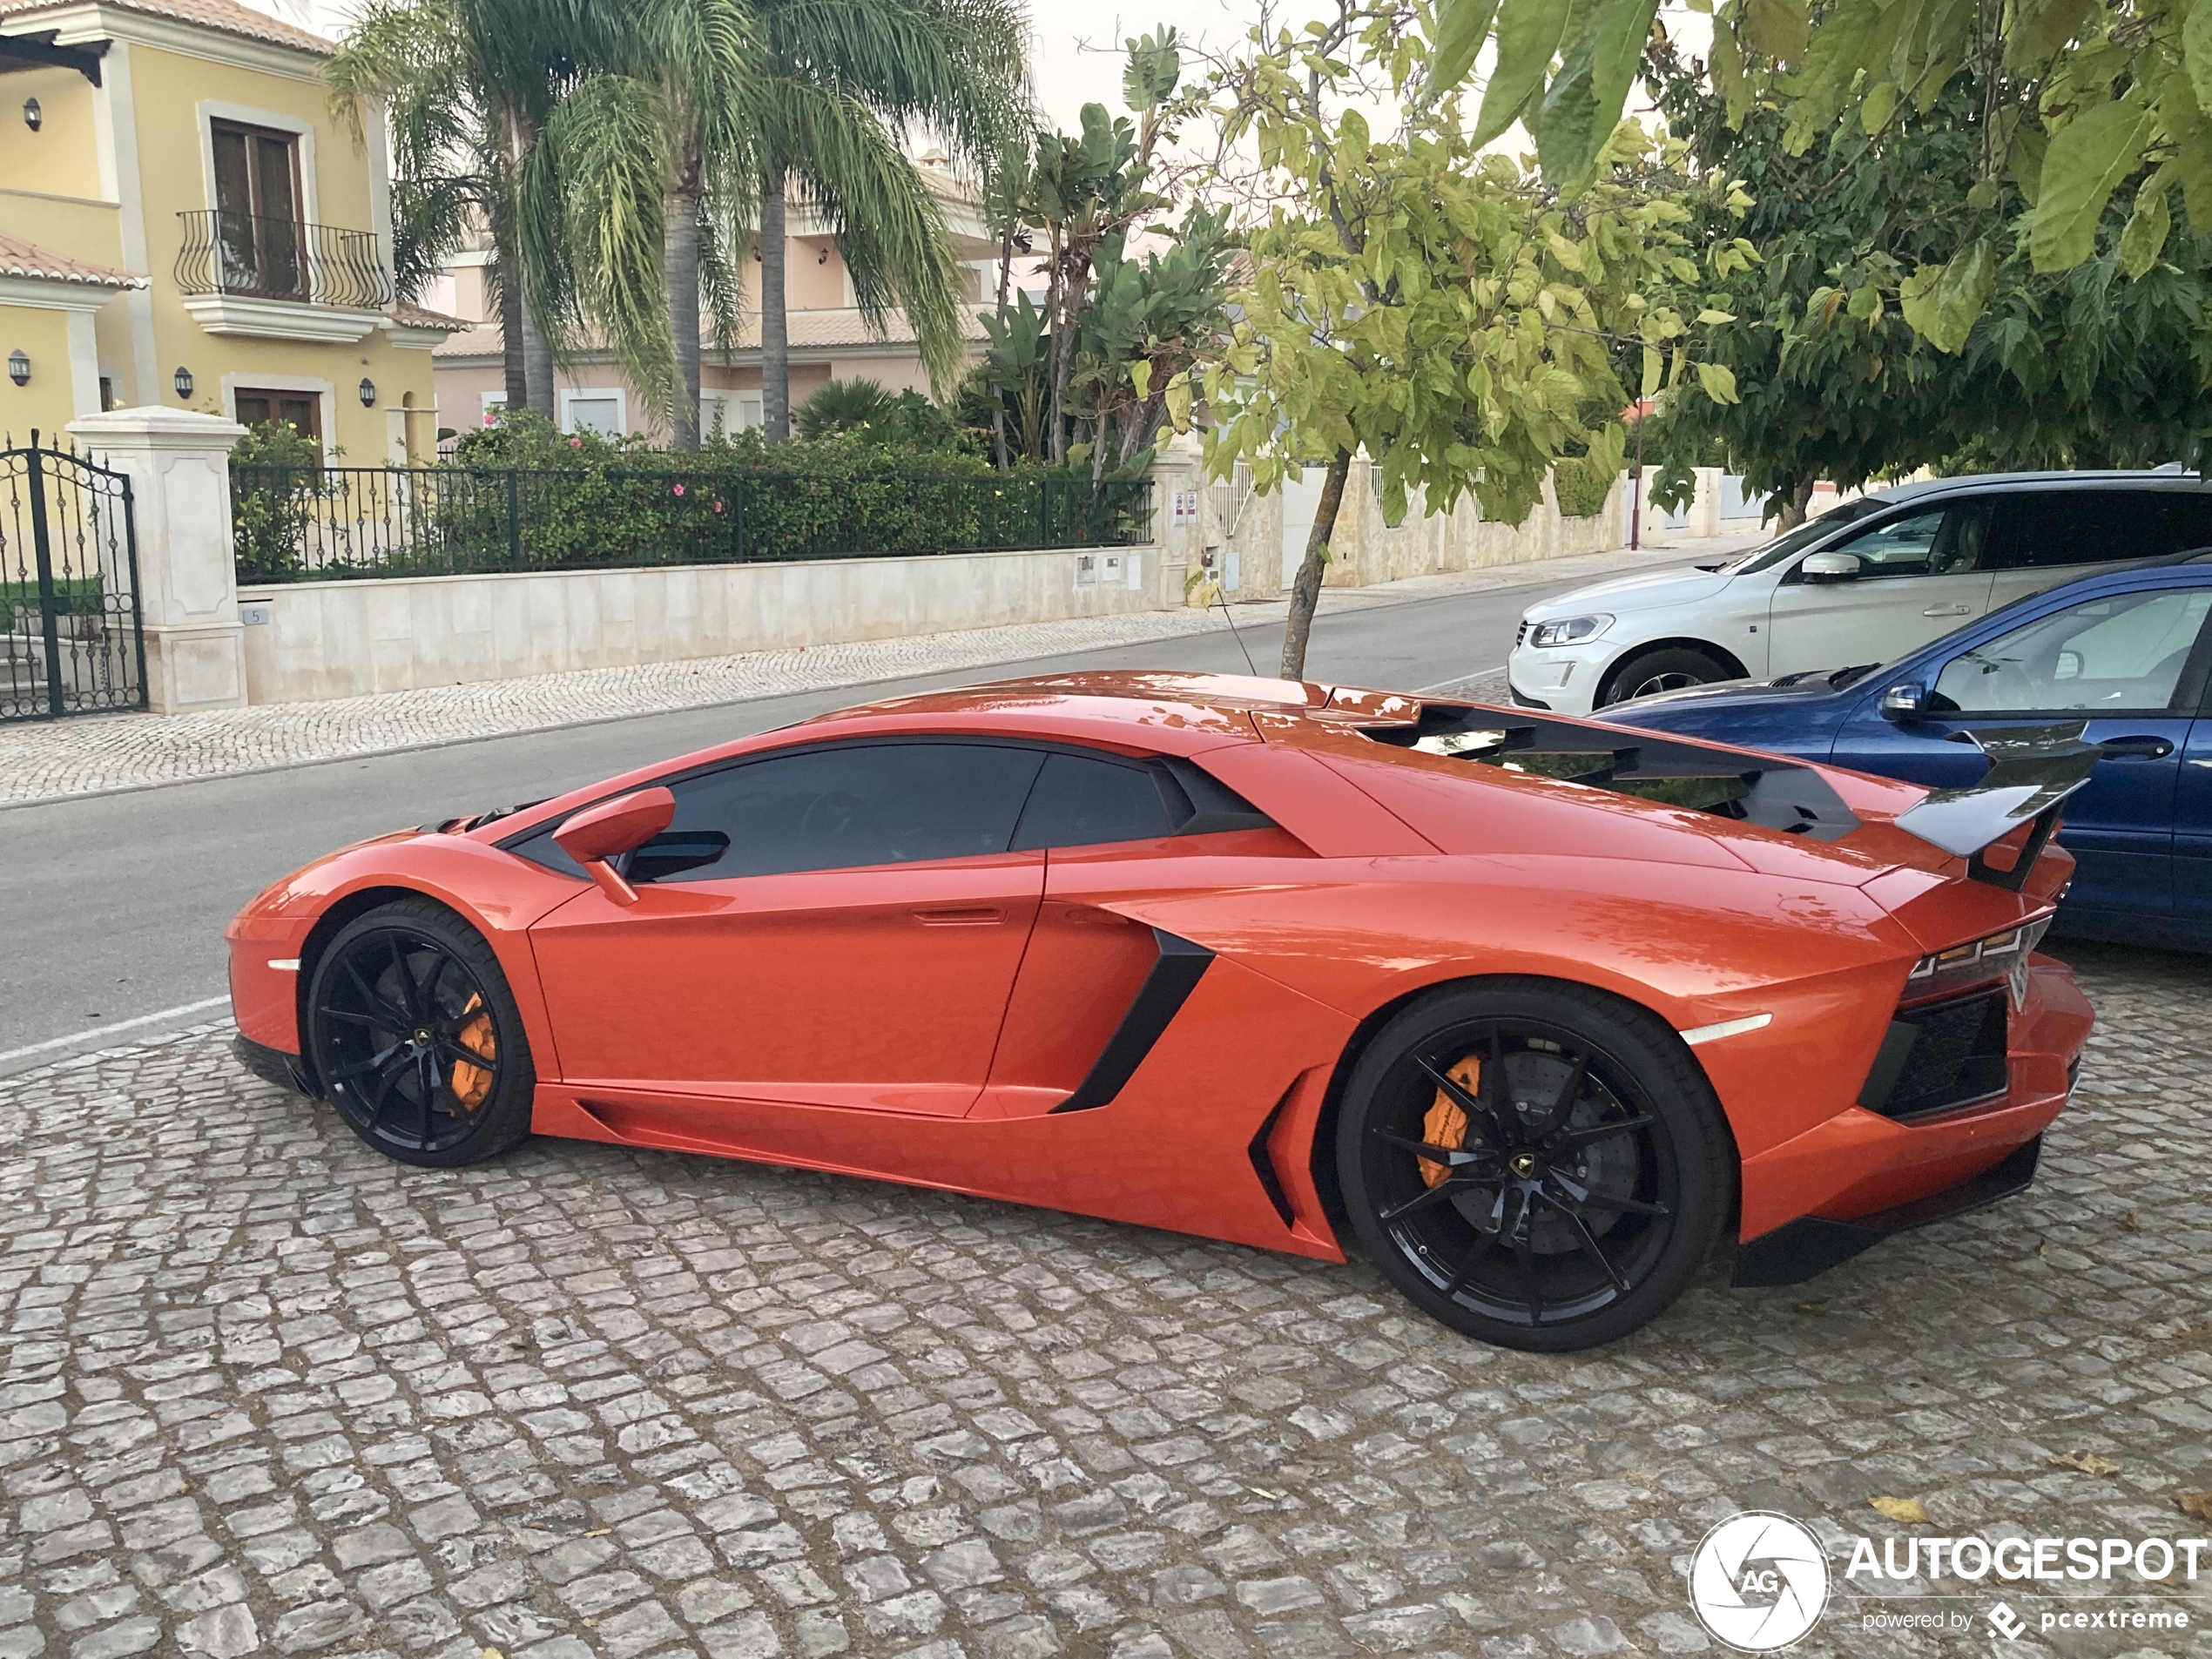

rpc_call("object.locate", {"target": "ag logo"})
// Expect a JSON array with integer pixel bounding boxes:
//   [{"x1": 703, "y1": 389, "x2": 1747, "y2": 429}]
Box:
[{"x1": 1687, "y1": 1511, "x2": 1830, "y2": 1652}]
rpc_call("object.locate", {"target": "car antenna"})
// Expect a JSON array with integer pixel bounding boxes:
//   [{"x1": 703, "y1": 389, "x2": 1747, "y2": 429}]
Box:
[{"x1": 1214, "y1": 584, "x2": 1258, "y2": 675}]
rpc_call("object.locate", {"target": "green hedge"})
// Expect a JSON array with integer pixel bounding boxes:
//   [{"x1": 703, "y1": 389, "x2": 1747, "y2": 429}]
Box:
[
  {"x1": 1552, "y1": 460, "x2": 1615, "y2": 519},
  {"x1": 233, "y1": 415, "x2": 1151, "y2": 582}
]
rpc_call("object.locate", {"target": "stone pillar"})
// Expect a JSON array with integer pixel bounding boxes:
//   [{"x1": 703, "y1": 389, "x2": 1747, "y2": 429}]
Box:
[
  {"x1": 1146, "y1": 446, "x2": 1204, "y2": 608},
  {"x1": 67, "y1": 406, "x2": 248, "y2": 713}
]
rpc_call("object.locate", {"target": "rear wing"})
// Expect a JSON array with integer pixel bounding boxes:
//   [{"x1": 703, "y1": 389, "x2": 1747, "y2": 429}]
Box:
[{"x1": 1892, "y1": 722, "x2": 2103, "y2": 891}]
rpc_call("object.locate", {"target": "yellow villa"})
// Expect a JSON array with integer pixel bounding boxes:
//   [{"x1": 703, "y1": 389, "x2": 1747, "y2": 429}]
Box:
[{"x1": 0, "y1": 0, "x2": 461, "y2": 457}]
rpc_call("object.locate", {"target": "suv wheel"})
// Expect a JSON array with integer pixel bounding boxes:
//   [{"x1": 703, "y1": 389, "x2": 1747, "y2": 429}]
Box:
[{"x1": 1599, "y1": 645, "x2": 1731, "y2": 706}]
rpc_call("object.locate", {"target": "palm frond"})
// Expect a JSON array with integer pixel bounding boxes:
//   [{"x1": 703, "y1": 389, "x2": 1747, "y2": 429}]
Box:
[{"x1": 766, "y1": 75, "x2": 968, "y2": 391}]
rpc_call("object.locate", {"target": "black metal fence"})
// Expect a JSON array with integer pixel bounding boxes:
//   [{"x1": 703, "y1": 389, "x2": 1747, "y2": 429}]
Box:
[
  {"x1": 175, "y1": 209, "x2": 391, "y2": 310},
  {"x1": 1, "y1": 435, "x2": 146, "y2": 722},
  {"x1": 231, "y1": 464, "x2": 1155, "y2": 584}
]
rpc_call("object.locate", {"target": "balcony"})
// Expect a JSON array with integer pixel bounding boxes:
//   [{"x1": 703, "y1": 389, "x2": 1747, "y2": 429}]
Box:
[{"x1": 174, "y1": 209, "x2": 392, "y2": 344}]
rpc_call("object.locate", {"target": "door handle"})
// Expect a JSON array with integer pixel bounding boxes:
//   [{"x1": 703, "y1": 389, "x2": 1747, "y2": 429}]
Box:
[
  {"x1": 1921, "y1": 604, "x2": 1973, "y2": 617},
  {"x1": 913, "y1": 907, "x2": 1005, "y2": 926},
  {"x1": 2096, "y1": 736, "x2": 2175, "y2": 760}
]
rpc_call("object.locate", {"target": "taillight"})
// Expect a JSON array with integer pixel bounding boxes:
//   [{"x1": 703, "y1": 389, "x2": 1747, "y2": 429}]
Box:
[{"x1": 1905, "y1": 916, "x2": 2052, "y2": 1006}]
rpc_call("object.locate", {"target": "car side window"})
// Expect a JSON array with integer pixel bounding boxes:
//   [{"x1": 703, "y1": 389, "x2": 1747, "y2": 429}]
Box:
[
  {"x1": 1992, "y1": 490, "x2": 2173, "y2": 570},
  {"x1": 1930, "y1": 588, "x2": 2212, "y2": 713},
  {"x1": 2164, "y1": 492, "x2": 2212, "y2": 555},
  {"x1": 1010, "y1": 751, "x2": 1279, "y2": 851},
  {"x1": 1825, "y1": 501, "x2": 1992, "y2": 577},
  {"x1": 633, "y1": 742, "x2": 1048, "y2": 880},
  {"x1": 1012, "y1": 753, "x2": 1177, "y2": 848}
]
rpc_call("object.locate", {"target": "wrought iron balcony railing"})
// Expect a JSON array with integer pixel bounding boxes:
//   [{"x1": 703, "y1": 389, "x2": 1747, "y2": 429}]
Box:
[{"x1": 174, "y1": 209, "x2": 391, "y2": 311}]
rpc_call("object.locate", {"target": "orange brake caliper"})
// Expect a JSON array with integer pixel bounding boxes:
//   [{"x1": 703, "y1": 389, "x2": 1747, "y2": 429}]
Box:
[
  {"x1": 1419, "y1": 1055, "x2": 1479, "y2": 1188},
  {"x1": 450, "y1": 994, "x2": 496, "y2": 1112}
]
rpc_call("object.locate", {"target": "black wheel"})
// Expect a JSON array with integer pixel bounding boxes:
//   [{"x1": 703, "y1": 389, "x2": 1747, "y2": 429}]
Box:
[
  {"x1": 1337, "y1": 981, "x2": 1731, "y2": 1352},
  {"x1": 306, "y1": 898, "x2": 536, "y2": 1168},
  {"x1": 1598, "y1": 645, "x2": 1732, "y2": 706}
]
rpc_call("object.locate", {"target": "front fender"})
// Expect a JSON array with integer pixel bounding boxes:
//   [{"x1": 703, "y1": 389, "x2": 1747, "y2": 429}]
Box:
[{"x1": 226, "y1": 833, "x2": 587, "y2": 1077}]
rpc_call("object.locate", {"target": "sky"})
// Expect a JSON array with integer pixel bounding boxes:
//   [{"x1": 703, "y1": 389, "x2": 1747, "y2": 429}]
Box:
[{"x1": 264, "y1": 0, "x2": 1715, "y2": 135}]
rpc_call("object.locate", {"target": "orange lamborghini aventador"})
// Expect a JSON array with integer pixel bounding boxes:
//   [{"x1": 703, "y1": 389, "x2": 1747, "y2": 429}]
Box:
[{"x1": 227, "y1": 672, "x2": 2095, "y2": 1351}]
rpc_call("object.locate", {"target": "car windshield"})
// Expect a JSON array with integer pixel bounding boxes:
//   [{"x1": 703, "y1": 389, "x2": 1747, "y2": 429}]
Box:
[{"x1": 1701, "y1": 497, "x2": 1887, "y2": 575}]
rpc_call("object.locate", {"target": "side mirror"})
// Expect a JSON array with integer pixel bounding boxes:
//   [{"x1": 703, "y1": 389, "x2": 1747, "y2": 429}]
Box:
[
  {"x1": 1880, "y1": 681, "x2": 1926, "y2": 723},
  {"x1": 553, "y1": 786, "x2": 675, "y2": 905},
  {"x1": 1800, "y1": 550, "x2": 1864, "y2": 583}
]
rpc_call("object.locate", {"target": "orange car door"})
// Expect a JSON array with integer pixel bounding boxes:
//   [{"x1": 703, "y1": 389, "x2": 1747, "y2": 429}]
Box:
[
  {"x1": 525, "y1": 739, "x2": 1049, "y2": 1116},
  {"x1": 973, "y1": 746, "x2": 1313, "y2": 1118}
]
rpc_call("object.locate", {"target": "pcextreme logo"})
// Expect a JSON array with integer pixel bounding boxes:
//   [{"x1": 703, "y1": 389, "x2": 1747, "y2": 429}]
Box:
[{"x1": 1687, "y1": 1512, "x2": 1831, "y2": 1652}]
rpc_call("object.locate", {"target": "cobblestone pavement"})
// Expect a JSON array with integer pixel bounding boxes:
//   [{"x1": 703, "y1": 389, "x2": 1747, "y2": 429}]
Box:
[
  {"x1": 7, "y1": 942, "x2": 2202, "y2": 1659},
  {"x1": 0, "y1": 546, "x2": 1706, "y2": 810}
]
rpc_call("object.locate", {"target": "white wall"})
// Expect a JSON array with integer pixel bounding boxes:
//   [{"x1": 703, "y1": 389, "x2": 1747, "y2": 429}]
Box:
[{"x1": 238, "y1": 543, "x2": 1170, "y2": 704}]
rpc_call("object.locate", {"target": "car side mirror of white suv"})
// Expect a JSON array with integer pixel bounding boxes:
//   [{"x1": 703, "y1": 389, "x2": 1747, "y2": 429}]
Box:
[
  {"x1": 1801, "y1": 551, "x2": 1864, "y2": 583},
  {"x1": 1880, "y1": 680, "x2": 1926, "y2": 722}
]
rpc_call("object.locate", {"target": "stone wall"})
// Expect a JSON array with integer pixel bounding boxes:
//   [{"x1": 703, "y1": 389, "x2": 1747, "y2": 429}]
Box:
[
  {"x1": 236, "y1": 543, "x2": 1178, "y2": 705},
  {"x1": 1195, "y1": 462, "x2": 1628, "y2": 599}
]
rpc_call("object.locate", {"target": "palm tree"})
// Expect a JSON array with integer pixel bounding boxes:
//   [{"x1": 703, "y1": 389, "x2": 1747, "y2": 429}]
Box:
[
  {"x1": 550, "y1": 0, "x2": 1024, "y2": 448},
  {"x1": 547, "y1": 0, "x2": 757, "y2": 448},
  {"x1": 327, "y1": 0, "x2": 578, "y2": 418},
  {"x1": 752, "y1": 0, "x2": 1028, "y2": 442}
]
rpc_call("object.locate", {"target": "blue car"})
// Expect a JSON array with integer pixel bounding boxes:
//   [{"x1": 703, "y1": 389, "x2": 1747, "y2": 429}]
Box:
[{"x1": 1601, "y1": 556, "x2": 2212, "y2": 951}]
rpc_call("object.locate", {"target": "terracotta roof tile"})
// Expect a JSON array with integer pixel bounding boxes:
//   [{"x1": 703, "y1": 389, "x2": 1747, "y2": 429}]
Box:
[
  {"x1": 0, "y1": 231, "x2": 145, "y2": 288},
  {"x1": 0, "y1": 0, "x2": 332, "y2": 55},
  {"x1": 388, "y1": 300, "x2": 469, "y2": 332}
]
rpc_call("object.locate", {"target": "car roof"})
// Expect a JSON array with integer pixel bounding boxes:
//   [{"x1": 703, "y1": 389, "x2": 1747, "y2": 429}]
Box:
[{"x1": 1854, "y1": 469, "x2": 2209, "y2": 509}]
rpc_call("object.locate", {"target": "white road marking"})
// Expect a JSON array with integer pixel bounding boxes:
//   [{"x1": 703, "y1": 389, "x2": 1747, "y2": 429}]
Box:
[
  {"x1": 1415, "y1": 664, "x2": 1505, "y2": 695},
  {"x1": 0, "y1": 995, "x2": 233, "y2": 1064}
]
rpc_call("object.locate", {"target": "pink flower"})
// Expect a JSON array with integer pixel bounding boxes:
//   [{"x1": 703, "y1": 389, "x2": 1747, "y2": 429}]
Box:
[
  {"x1": 713, "y1": 501, "x2": 725, "y2": 514},
  {"x1": 570, "y1": 435, "x2": 582, "y2": 448},
  {"x1": 673, "y1": 482, "x2": 685, "y2": 496}
]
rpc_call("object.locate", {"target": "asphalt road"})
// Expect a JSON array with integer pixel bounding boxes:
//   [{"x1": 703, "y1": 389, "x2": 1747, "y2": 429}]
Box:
[{"x1": 0, "y1": 568, "x2": 1660, "y2": 1067}]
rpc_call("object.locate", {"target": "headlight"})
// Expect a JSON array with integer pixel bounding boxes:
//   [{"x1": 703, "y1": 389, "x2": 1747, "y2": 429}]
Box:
[
  {"x1": 1905, "y1": 916, "x2": 2053, "y2": 1005},
  {"x1": 1527, "y1": 614, "x2": 1612, "y2": 648}
]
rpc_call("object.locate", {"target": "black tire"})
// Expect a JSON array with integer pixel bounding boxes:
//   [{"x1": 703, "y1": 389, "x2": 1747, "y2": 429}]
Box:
[
  {"x1": 1336, "y1": 979, "x2": 1732, "y2": 1352},
  {"x1": 305, "y1": 897, "x2": 536, "y2": 1169},
  {"x1": 1598, "y1": 645, "x2": 1732, "y2": 706}
]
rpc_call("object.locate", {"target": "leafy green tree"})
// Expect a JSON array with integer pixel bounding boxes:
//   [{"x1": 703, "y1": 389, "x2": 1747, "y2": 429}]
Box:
[
  {"x1": 1636, "y1": 29, "x2": 2212, "y2": 522},
  {"x1": 327, "y1": 0, "x2": 582, "y2": 415},
  {"x1": 1430, "y1": 0, "x2": 2212, "y2": 342},
  {"x1": 1199, "y1": 1, "x2": 1743, "y2": 678},
  {"x1": 1065, "y1": 208, "x2": 1231, "y2": 479}
]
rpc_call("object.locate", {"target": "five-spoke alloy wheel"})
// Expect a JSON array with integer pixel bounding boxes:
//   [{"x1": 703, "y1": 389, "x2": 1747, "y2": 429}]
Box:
[
  {"x1": 307, "y1": 899, "x2": 536, "y2": 1167},
  {"x1": 1339, "y1": 981, "x2": 1731, "y2": 1351}
]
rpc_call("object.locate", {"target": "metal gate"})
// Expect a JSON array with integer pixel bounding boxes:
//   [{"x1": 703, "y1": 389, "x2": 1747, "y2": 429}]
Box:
[{"x1": 0, "y1": 433, "x2": 146, "y2": 722}]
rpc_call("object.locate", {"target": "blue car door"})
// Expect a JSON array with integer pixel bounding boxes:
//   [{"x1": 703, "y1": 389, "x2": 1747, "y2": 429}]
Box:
[
  {"x1": 1832, "y1": 583, "x2": 2212, "y2": 915},
  {"x1": 2175, "y1": 709, "x2": 2212, "y2": 927}
]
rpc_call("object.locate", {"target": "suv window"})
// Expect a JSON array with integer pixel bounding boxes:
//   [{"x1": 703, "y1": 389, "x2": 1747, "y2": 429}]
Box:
[
  {"x1": 1821, "y1": 501, "x2": 1992, "y2": 577},
  {"x1": 1991, "y1": 489, "x2": 2189, "y2": 570},
  {"x1": 1930, "y1": 587, "x2": 2212, "y2": 713}
]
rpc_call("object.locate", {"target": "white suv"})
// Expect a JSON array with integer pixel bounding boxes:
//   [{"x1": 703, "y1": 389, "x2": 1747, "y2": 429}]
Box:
[{"x1": 1508, "y1": 471, "x2": 2212, "y2": 715}]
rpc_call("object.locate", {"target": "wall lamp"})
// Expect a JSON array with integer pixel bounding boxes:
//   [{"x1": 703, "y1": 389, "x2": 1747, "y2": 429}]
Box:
[
  {"x1": 22, "y1": 98, "x2": 40, "y2": 132},
  {"x1": 172, "y1": 365, "x2": 194, "y2": 400},
  {"x1": 358, "y1": 377, "x2": 377, "y2": 408},
  {"x1": 7, "y1": 350, "x2": 28, "y2": 387}
]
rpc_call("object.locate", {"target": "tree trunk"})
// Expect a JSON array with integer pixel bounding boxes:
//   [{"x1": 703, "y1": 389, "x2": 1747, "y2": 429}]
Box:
[
  {"x1": 493, "y1": 239, "x2": 528, "y2": 415},
  {"x1": 520, "y1": 305, "x2": 555, "y2": 421},
  {"x1": 990, "y1": 220, "x2": 1015, "y2": 470},
  {"x1": 666, "y1": 179, "x2": 703, "y2": 451},
  {"x1": 759, "y1": 172, "x2": 790, "y2": 442},
  {"x1": 1774, "y1": 476, "x2": 1816, "y2": 530},
  {"x1": 499, "y1": 108, "x2": 555, "y2": 421},
  {"x1": 1280, "y1": 450, "x2": 1352, "y2": 680}
]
